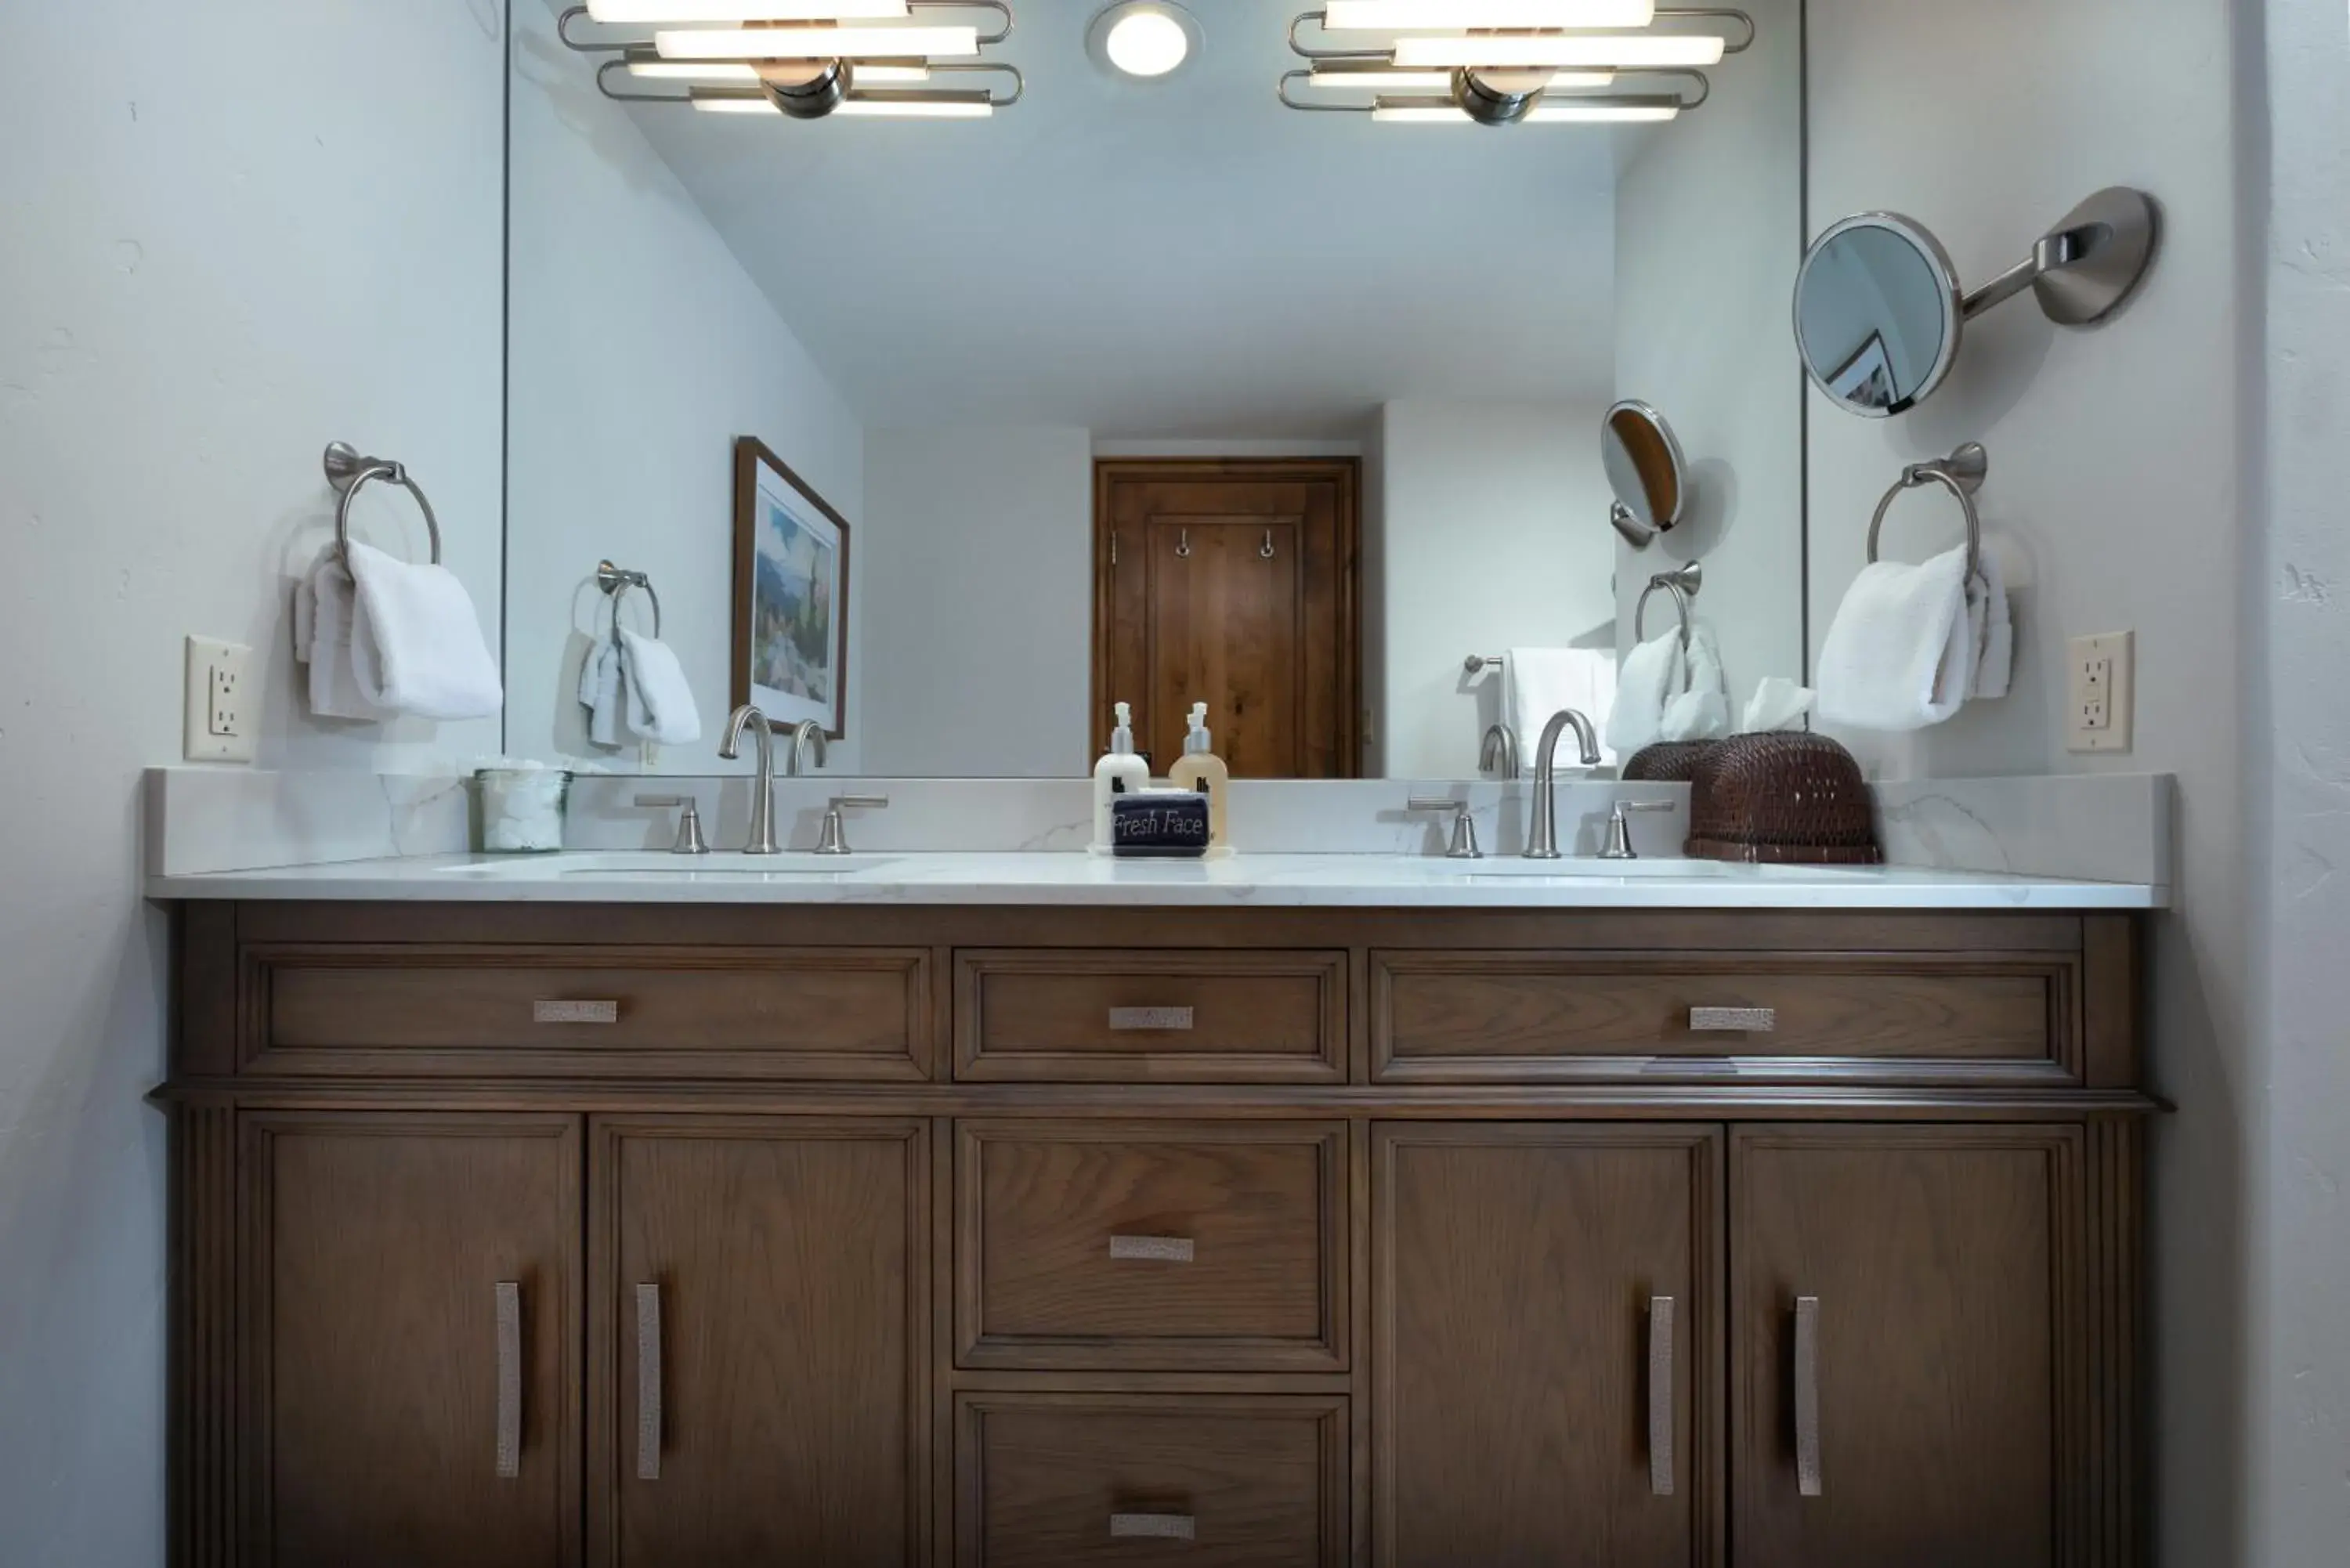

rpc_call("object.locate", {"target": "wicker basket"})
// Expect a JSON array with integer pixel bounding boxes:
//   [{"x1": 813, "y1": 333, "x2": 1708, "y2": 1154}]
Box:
[
  {"x1": 1622, "y1": 740, "x2": 1719, "y2": 783},
  {"x1": 1683, "y1": 732, "x2": 1883, "y2": 865}
]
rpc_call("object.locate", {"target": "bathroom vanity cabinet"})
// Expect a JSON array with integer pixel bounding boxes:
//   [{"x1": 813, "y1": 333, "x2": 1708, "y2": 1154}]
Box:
[{"x1": 165, "y1": 901, "x2": 2147, "y2": 1566}]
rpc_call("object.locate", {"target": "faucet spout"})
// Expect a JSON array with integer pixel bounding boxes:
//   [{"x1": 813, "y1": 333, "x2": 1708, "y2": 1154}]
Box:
[
  {"x1": 1524, "y1": 708, "x2": 1603, "y2": 860},
  {"x1": 784, "y1": 721, "x2": 828, "y2": 776},
  {"x1": 1480, "y1": 724, "x2": 1521, "y2": 782},
  {"x1": 720, "y1": 705, "x2": 782, "y2": 854}
]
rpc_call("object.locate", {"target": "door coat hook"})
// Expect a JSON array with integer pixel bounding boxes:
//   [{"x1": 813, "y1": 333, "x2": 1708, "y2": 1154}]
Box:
[
  {"x1": 1175, "y1": 529, "x2": 1192, "y2": 558},
  {"x1": 1261, "y1": 530, "x2": 1277, "y2": 559}
]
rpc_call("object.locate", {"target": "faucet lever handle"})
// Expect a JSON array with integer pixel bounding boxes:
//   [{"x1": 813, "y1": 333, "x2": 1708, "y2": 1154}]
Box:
[
  {"x1": 631, "y1": 795, "x2": 708, "y2": 856},
  {"x1": 1600, "y1": 797, "x2": 1677, "y2": 862},
  {"x1": 815, "y1": 797, "x2": 889, "y2": 857},
  {"x1": 1406, "y1": 797, "x2": 1484, "y2": 861}
]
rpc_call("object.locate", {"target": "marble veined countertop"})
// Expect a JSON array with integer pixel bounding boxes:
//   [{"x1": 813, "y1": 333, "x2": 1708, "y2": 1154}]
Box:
[{"x1": 146, "y1": 851, "x2": 2162, "y2": 909}]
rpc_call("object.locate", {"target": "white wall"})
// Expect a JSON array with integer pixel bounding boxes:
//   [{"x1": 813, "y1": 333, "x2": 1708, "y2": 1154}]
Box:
[
  {"x1": 1376, "y1": 399, "x2": 1616, "y2": 779},
  {"x1": 1806, "y1": 2, "x2": 2251, "y2": 1561},
  {"x1": 1612, "y1": 0, "x2": 1806, "y2": 714},
  {"x1": 859, "y1": 425, "x2": 1094, "y2": 776},
  {"x1": 506, "y1": 0, "x2": 865, "y2": 773},
  {"x1": 0, "y1": 2, "x2": 508, "y2": 1560},
  {"x1": 2252, "y1": 4, "x2": 2350, "y2": 1560}
]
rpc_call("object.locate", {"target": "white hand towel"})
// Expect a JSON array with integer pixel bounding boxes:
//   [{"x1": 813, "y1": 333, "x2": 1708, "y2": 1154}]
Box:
[
  {"x1": 1816, "y1": 545, "x2": 1973, "y2": 732},
  {"x1": 1606, "y1": 630, "x2": 1686, "y2": 757},
  {"x1": 345, "y1": 541, "x2": 503, "y2": 721},
  {"x1": 617, "y1": 627, "x2": 702, "y2": 746},
  {"x1": 1505, "y1": 648, "x2": 1618, "y2": 767},
  {"x1": 1968, "y1": 547, "x2": 2013, "y2": 699},
  {"x1": 1658, "y1": 623, "x2": 1732, "y2": 742},
  {"x1": 1741, "y1": 676, "x2": 1817, "y2": 733},
  {"x1": 577, "y1": 633, "x2": 624, "y2": 748},
  {"x1": 295, "y1": 555, "x2": 388, "y2": 721}
]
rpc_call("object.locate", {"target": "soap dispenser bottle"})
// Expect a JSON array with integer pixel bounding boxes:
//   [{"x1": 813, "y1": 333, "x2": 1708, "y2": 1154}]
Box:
[
  {"x1": 1166, "y1": 702, "x2": 1231, "y2": 850},
  {"x1": 1092, "y1": 701, "x2": 1152, "y2": 852}
]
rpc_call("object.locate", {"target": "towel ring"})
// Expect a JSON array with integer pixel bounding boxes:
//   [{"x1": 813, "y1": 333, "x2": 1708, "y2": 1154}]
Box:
[
  {"x1": 324, "y1": 442, "x2": 442, "y2": 569},
  {"x1": 596, "y1": 560, "x2": 663, "y2": 639},
  {"x1": 1632, "y1": 561, "x2": 1705, "y2": 650},
  {"x1": 1868, "y1": 442, "x2": 1987, "y2": 587}
]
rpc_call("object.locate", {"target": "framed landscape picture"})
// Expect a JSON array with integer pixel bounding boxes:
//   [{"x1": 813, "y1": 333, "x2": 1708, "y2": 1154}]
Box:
[{"x1": 732, "y1": 436, "x2": 851, "y2": 738}]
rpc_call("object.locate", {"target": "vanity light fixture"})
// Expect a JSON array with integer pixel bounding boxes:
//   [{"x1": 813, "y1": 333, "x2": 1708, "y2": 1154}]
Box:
[
  {"x1": 1087, "y1": 2, "x2": 1202, "y2": 81},
  {"x1": 1280, "y1": 4, "x2": 1748, "y2": 126},
  {"x1": 560, "y1": 2, "x2": 1021, "y2": 120}
]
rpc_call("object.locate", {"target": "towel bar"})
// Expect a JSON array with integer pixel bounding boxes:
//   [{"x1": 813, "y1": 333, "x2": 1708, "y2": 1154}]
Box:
[
  {"x1": 324, "y1": 442, "x2": 442, "y2": 568},
  {"x1": 596, "y1": 560, "x2": 663, "y2": 638}
]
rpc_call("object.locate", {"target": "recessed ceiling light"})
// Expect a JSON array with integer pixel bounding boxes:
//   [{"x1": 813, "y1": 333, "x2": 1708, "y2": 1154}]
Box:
[{"x1": 1088, "y1": 2, "x2": 1200, "y2": 81}]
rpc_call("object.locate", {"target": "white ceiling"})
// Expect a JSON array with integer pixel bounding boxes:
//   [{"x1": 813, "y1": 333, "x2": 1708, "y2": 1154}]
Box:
[{"x1": 620, "y1": 1, "x2": 1625, "y2": 437}]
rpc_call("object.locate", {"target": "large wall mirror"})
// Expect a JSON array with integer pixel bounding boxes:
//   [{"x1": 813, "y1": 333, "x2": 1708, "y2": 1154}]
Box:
[{"x1": 504, "y1": 0, "x2": 1806, "y2": 779}]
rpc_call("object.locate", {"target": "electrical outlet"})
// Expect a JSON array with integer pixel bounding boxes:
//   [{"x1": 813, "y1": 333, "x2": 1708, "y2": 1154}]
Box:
[
  {"x1": 184, "y1": 637, "x2": 256, "y2": 763},
  {"x1": 2067, "y1": 630, "x2": 2134, "y2": 753}
]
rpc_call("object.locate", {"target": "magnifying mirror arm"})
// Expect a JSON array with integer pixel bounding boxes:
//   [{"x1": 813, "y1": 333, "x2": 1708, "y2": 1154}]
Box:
[{"x1": 1961, "y1": 225, "x2": 2101, "y2": 320}]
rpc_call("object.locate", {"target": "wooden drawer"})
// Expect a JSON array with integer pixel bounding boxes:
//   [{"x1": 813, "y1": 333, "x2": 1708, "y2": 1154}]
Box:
[
  {"x1": 956, "y1": 1121, "x2": 1346, "y2": 1371},
  {"x1": 248, "y1": 945, "x2": 932, "y2": 1079},
  {"x1": 1372, "y1": 950, "x2": 2079, "y2": 1086},
  {"x1": 954, "y1": 950, "x2": 1345, "y2": 1083},
  {"x1": 956, "y1": 1393, "x2": 1347, "y2": 1568}
]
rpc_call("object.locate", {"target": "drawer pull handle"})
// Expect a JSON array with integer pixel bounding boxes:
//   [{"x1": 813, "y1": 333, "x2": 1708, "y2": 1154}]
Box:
[
  {"x1": 1109, "y1": 1235, "x2": 1195, "y2": 1263},
  {"x1": 494, "y1": 1282, "x2": 522, "y2": 1481},
  {"x1": 533, "y1": 999, "x2": 619, "y2": 1026},
  {"x1": 1794, "y1": 1295, "x2": 1823, "y2": 1498},
  {"x1": 1690, "y1": 1006, "x2": 1776, "y2": 1033},
  {"x1": 1108, "y1": 1006, "x2": 1195, "y2": 1032},
  {"x1": 1647, "y1": 1294, "x2": 1675, "y2": 1497},
  {"x1": 636, "y1": 1283, "x2": 663, "y2": 1482},
  {"x1": 1110, "y1": 1512, "x2": 1197, "y2": 1541}
]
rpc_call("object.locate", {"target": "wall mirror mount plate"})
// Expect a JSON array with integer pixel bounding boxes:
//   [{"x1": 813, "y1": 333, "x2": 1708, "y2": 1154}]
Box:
[
  {"x1": 1795, "y1": 186, "x2": 2160, "y2": 417},
  {"x1": 1602, "y1": 400, "x2": 1691, "y2": 551}
]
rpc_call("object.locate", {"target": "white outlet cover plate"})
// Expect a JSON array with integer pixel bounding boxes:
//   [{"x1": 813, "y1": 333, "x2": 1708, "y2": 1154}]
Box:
[
  {"x1": 184, "y1": 636, "x2": 256, "y2": 764},
  {"x1": 2067, "y1": 630, "x2": 2135, "y2": 753}
]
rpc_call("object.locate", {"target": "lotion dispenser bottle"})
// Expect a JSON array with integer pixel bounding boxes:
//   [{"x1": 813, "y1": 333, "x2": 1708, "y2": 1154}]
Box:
[
  {"x1": 1092, "y1": 702, "x2": 1152, "y2": 852},
  {"x1": 1166, "y1": 702, "x2": 1231, "y2": 849}
]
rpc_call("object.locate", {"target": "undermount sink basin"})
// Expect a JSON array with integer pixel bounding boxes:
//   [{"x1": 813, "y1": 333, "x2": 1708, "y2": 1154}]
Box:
[{"x1": 439, "y1": 852, "x2": 898, "y2": 879}]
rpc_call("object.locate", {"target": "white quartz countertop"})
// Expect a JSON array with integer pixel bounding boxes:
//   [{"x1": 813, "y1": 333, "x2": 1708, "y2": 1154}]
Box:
[{"x1": 145, "y1": 851, "x2": 2163, "y2": 909}]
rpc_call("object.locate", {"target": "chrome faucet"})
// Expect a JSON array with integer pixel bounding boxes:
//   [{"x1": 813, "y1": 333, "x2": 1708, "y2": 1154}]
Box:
[
  {"x1": 784, "y1": 721, "x2": 827, "y2": 775},
  {"x1": 718, "y1": 704, "x2": 783, "y2": 854},
  {"x1": 1480, "y1": 723, "x2": 1521, "y2": 781},
  {"x1": 1524, "y1": 709, "x2": 1603, "y2": 860}
]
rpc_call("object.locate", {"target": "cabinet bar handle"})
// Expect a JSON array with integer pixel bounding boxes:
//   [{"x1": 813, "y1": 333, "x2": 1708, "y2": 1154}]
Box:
[
  {"x1": 1690, "y1": 1006, "x2": 1776, "y2": 1032},
  {"x1": 635, "y1": 1283, "x2": 663, "y2": 1482},
  {"x1": 1647, "y1": 1295, "x2": 1676, "y2": 1497},
  {"x1": 533, "y1": 999, "x2": 619, "y2": 1025},
  {"x1": 1794, "y1": 1295, "x2": 1823, "y2": 1498},
  {"x1": 1110, "y1": 1512, "x2": 1197, "y2": 1541},
  {"x1": 494, "y1": 1282, "x2": 522, "y2": 1480},
  {"x1": 1108, "y1": 1006, "x2": 1194, "y2": 1032},
  {"x1": 1108, "y1": 1235, "x2": 1195, "y2": 1263}
]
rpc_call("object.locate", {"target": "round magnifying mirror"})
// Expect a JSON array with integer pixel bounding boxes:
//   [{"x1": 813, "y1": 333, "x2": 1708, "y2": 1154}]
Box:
[
  {"x1": 1601, "y1": 400, "x2": 1689, "y2": 550},
  {"x1": 1793, "y1": 213, "x2": 1963, "y2": 418}
]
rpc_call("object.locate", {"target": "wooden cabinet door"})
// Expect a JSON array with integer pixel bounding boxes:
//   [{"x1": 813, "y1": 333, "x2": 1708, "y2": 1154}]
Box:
[
  {"x1": 1730, "y1": 1126, "x2": 2081, "y2": 1568},
  {"x1": 589, "y1": 1117, "x2": 930, "y2": 1568},
  {"x1": 239, "y1": 1113, "x2": 580, "y2": 1568},
  {"x1": 1375, "y1": 1125, "x2": 1723, "y2": 1568}
]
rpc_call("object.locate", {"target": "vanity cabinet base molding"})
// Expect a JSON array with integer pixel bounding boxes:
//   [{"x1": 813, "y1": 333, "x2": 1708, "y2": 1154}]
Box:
[{"x1": 164, "y1": 904, "x2": 2147, "y2": 1566}]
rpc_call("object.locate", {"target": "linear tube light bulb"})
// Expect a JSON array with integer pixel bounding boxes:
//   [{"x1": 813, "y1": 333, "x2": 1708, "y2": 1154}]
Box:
[
  {"x1": 1323, "y1": 0, "x2": 1654, "y2": 27},
  {"x1": 834, "y1": 94, "x2": 993, "y2": 117},
  {"x1": 631, "y1": 58, "x2": 928, "y2": 81},
  {"x1": 1393, "y1": 33, "x2": 1726, "y2": 67},
  {"x1": 1371, "y1": 96, "x2": 1679, "y2": 123},
  {"x1": 655, "y1": 24, "x2": 980, "y2": 58},
  {"x1": 1308, "y1": 67, "x2": 1614, "y2": 90},
  {"x1": 591, "y1": 1, "x2": 909, "y2": 20}
]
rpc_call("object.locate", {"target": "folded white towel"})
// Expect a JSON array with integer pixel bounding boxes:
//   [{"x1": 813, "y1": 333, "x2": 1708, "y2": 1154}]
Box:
[
  {"x1": 1817, "y1": 545, "x2": 1974, "y2": 732},
  {"x1": 293, "y1": 555, "x2": 388, "y2": 721},
  {"x1": 617, "y1": 627, "x2": 701, "y2": 746},
  {"x1": 1505, "y1": 648, "x2": 1618, "y2": 767},
  {"x1": 1969, "y1": 547, "x2": 2013, "y2": 699},
  {"x1": 1658, "y1": 623, "x2": 1732, "y2": 742},
  {"x1": 345, "y1": 541, "x2": 503, "y2": 721},
  {"x1": 1741, "y1": 676, "x2": 1817, "y2": 733},
  {"x1": 1606, "y1": 630, "x2": 1686, "y2": 757},
  {"x1": 577, "y1": 633, "x2": 625, "y2": 748}
]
